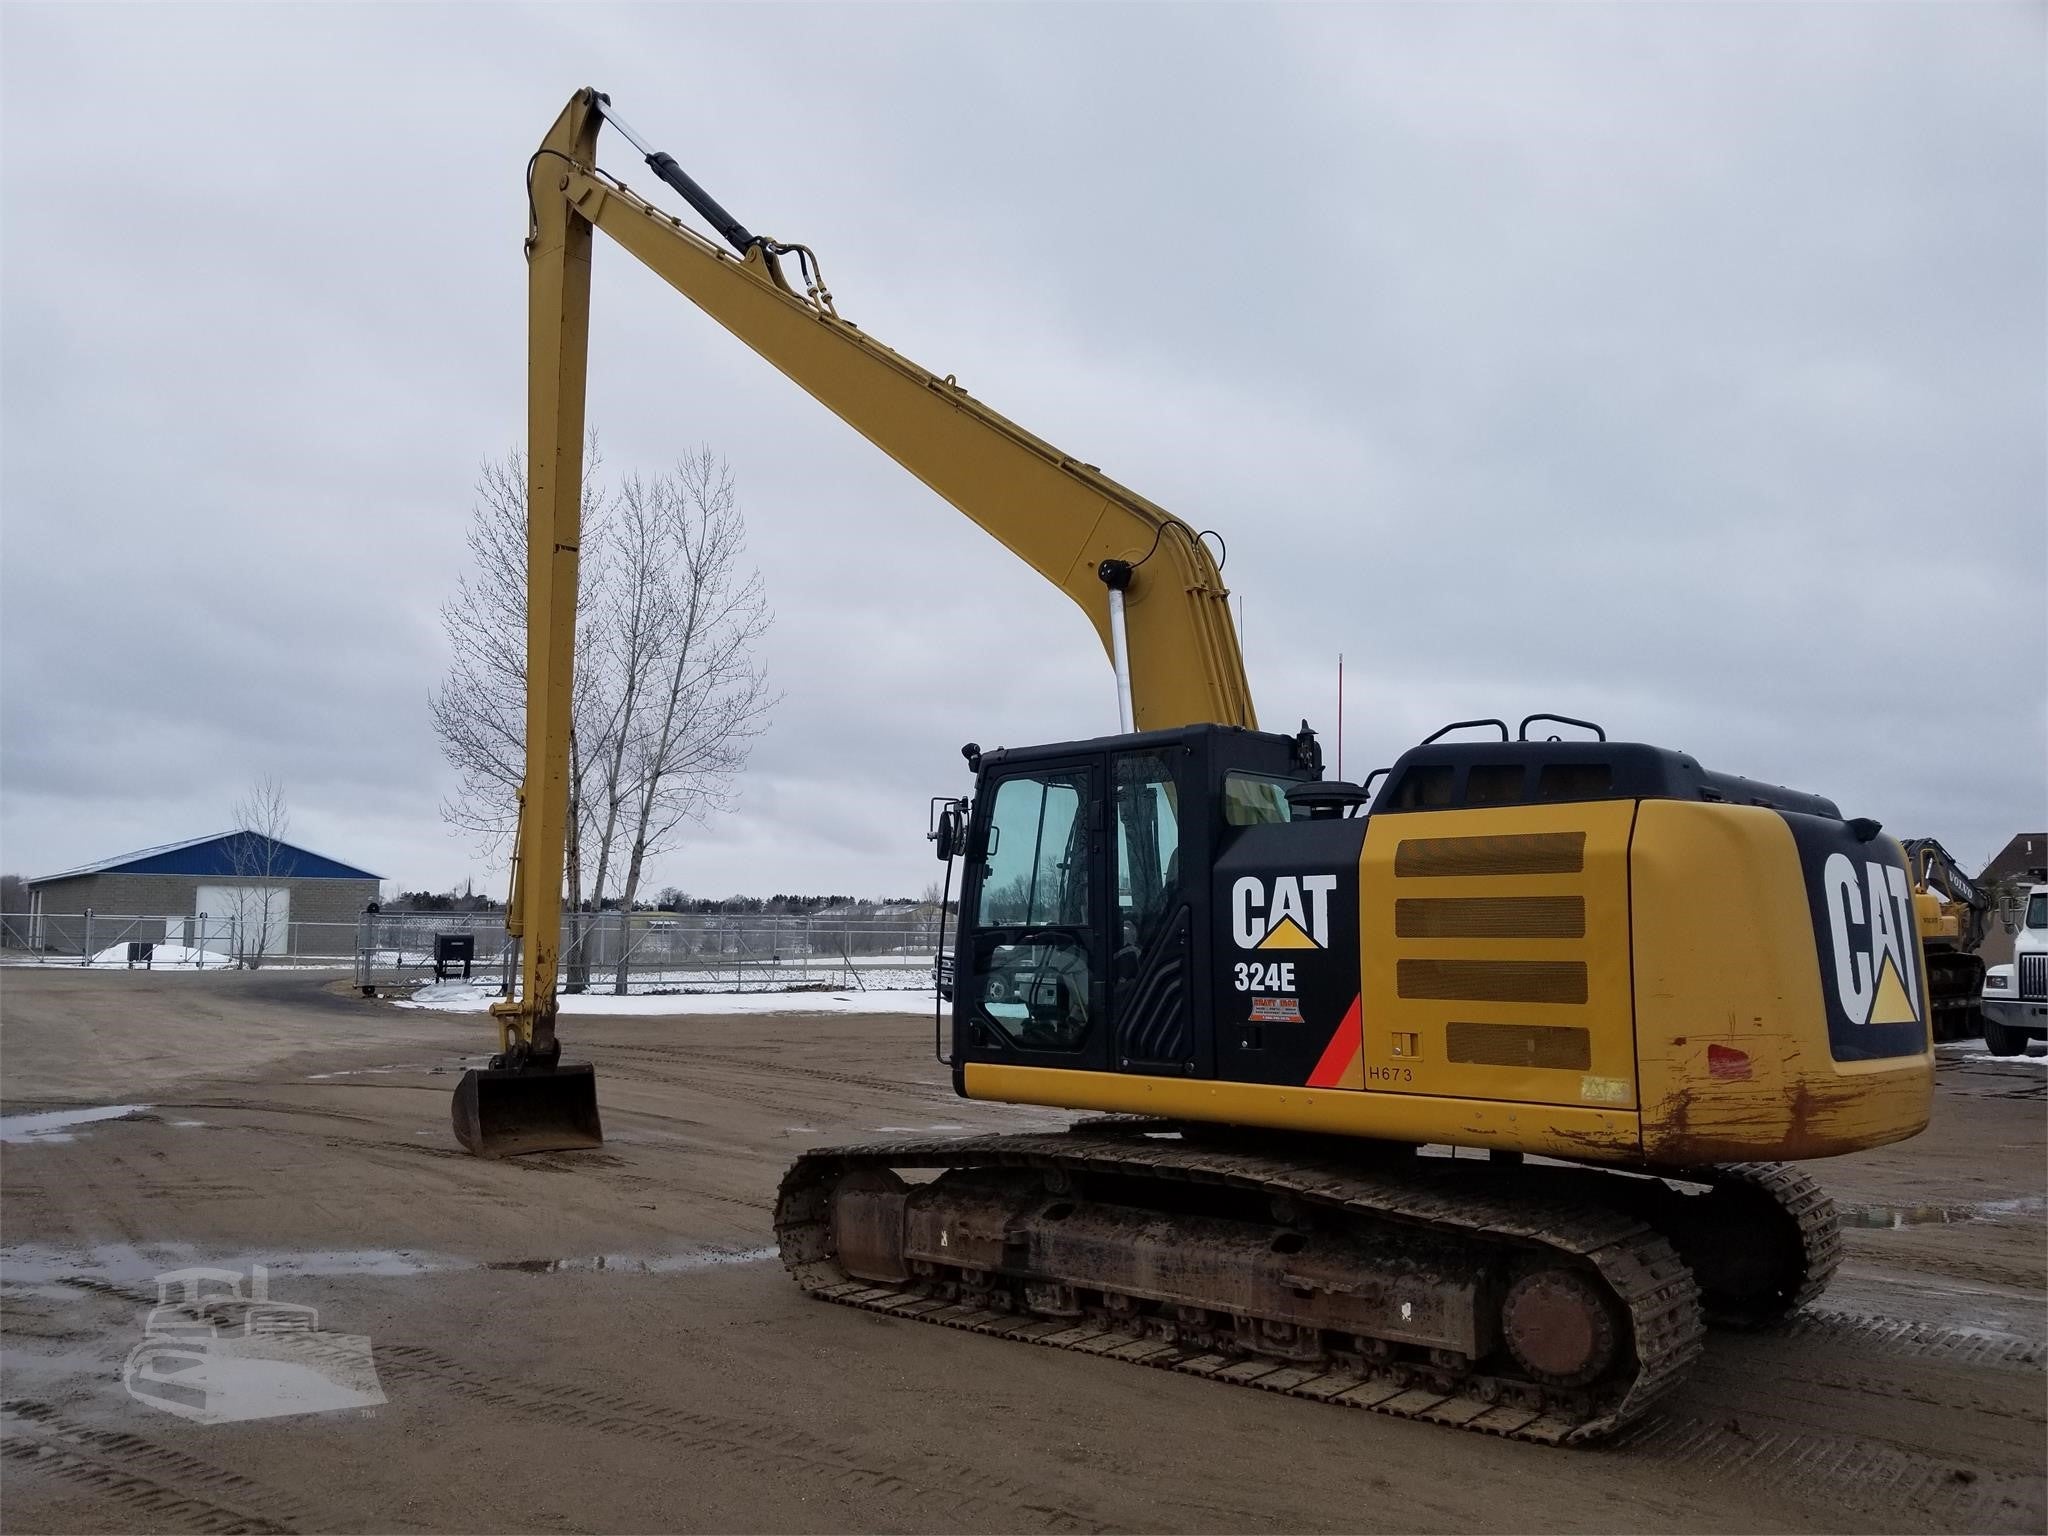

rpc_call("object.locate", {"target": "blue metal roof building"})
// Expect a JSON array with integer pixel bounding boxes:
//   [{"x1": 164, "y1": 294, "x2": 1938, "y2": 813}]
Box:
[
  {"x1": 24, "y1": 831, "x2": 382, "y2": 959},
  {"x1": 31, "y1": 831, "x2": 380, "y2": 885}
]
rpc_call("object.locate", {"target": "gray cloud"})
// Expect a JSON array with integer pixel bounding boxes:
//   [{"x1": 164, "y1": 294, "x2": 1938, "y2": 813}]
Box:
[{"x1": 3, "y1": 2, "x2": 2041, "y2": 901}]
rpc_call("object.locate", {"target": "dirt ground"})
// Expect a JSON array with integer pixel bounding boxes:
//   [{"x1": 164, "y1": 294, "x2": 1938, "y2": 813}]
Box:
[{"x1": 2, "y1": 967, "x2": 2042, "y2": 1535}]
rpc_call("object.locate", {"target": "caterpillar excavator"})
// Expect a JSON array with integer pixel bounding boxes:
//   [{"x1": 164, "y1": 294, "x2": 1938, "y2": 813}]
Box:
[
  {"x1": 454, "y1": 89, "x2": 1936, "y2": 1443},
  {"x1": 1901, "y1": 836, "x2": 1990, "y2": 1042}
]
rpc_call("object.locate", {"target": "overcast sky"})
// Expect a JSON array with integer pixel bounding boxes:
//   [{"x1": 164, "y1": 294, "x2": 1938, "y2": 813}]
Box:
[{"x1": 3, "y1": 3, "x2": 2042, "y2": 902}]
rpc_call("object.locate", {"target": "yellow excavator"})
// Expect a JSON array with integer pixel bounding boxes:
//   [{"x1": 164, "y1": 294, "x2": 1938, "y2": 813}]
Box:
[
  {"x1": 454, "y1": 89, "x2": 1935, "y2": 1443},
  {"x1": 1901, "y1": 837, "x2": 1989, "y2": 1042}
]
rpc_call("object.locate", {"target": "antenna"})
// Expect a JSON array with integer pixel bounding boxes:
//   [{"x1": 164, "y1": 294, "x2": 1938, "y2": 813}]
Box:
[{"x1": 1337, "y1": 653, "x2": 1345, "y2": 780}]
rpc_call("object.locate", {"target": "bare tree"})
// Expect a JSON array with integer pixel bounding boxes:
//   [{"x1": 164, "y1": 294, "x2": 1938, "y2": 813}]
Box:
[
  {"x1": 580, "y1": 463, "x2": 676, "y2": 920},
  {"x1": 605, "y1": 451, "x2": 776, "y2": 991},
  {"x1": 224, "y1": 775, "x2": 292, "y2": 967},
  {"x1": 432, "y1": 445, "x2": 775, "y2": 994},
  {"x1": 431, "y1": 445, "x2": 618, "y2": 985},
  {"x1": 431, "y1": 448, "x2": 615, "y2": 870}
]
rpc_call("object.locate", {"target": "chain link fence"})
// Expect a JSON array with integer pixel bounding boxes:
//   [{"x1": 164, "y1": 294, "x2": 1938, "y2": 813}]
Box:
[
  {"x1": 0, "y1": 911, "x2": 361, "y2": 968},
  {"x1": 352, "y1": 909, "x2": 942, "y2": 996},
  {"x1": 3, "y1": 907, "x2": 947, "y2": 994}
]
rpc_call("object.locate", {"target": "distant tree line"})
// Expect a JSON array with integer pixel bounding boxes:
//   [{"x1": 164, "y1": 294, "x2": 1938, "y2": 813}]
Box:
[
  {"x1": 650, "y1": 891, "x2": 925, "y2": 915},
  {"x1": 376, "y1": 886, "x2": 928, "y2": 916},
  {"x1": 384, "y1": 889, "x2": 504, "y2": 914}
]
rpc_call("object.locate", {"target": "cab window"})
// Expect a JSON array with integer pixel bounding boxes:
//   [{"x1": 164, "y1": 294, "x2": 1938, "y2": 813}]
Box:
[
  {"x1": 977, "y1": 773, "x2": 1088, "y2": 927},
  {"x1": 972, "y1": 770, "x2": 1094, "y2": 1053},
  {"x1": 1223, "y1": 772, "x2": 1295, "y2": 826},
  {"x1": 2027, "y1": 893, "x2": 2047, "y2": 930},
  {"x1": 1115, "y1": 753, "x2": 1182, "y2": 948}
]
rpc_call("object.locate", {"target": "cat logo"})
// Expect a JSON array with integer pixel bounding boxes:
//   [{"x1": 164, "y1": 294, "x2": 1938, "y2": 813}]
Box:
[
  {"x1": 1821, "y1": 853, "x2": 1922, "y2": 1026},
  {"x1": 1231, "y1": 874, "x2": 1339, "y2": 950}
]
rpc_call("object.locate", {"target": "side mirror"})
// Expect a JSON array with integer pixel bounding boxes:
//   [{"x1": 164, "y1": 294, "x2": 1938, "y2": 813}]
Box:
[{"x1": 928, "y1": 798, "x2": 967, "y2": 862}]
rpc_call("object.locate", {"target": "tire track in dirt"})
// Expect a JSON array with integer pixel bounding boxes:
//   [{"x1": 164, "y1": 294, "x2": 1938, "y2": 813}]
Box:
[
  {"x1": 1, "y1": 1400, "x2": 310, "y2": 1534},
  {"x1": 372, "y1": 1342, "x2": 1119, "y2": 1533},
  {"x1": 596, "y1": 1060, "x2": 861, "y2": 1122},
  {"x1": 51, "y1": 1275, "x2": 157, "y2": 1306},
  {"x1": 600, "y1": 1043, "x2": 957, "y2": 1104},
  {"x1": 1692, "y1": 1353, "x2": 2043, "y2": 1428},
  {"x1": 1608, "y1": 1409, "x2": 2038, "y2": 1533},
  {"x1": 1780, "y1": 1310, "x2": 2044, "y2": 1372}
]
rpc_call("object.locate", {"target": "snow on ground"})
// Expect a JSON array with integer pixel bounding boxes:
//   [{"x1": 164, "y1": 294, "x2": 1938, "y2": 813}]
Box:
[
  {"x1": 1937, "y1": 1039, "x2": 2048, "y2": 1068},
  {"x1": 395, "y1": 980, "x2": 937, "y2": 1016},
  {"x1": 84, "y1": 943, "x2": 236, "y2": 969}
]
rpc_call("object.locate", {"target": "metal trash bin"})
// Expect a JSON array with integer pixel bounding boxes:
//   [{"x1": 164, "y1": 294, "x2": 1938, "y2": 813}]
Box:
[{"x1": 434, "y1": 933, "x2": 476, "y2": 981}]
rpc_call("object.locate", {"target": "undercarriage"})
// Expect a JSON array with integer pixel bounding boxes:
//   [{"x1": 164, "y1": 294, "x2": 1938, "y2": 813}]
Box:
[{"x1": 774, "y1": 1123, "x2": 1839, "y2": 1444}]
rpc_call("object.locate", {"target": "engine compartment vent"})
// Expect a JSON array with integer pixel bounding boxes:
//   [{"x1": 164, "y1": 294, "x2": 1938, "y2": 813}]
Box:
[
  {"x1": 1395, "y1": 896, "x2": 1585, "y2": 939},
  {"x1": 1397, "y1": 959, "x2": 1589, "y2": 1005},
  {"x1": 1394, "y1": 832, "x2": 1586, "y2": 879},
  {"x1": 1446, "y1": 1021, "x2": 1593, "y2": 1070}
]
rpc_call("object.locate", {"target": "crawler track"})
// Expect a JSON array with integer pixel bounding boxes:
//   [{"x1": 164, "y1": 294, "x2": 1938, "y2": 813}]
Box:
[
  {"x1": 775, "y1": 1129, "x2": 1704, "y2": 1444},
  {"x1": 1690, "y1": 1161, "x2": 1842, "y2": 1326}
]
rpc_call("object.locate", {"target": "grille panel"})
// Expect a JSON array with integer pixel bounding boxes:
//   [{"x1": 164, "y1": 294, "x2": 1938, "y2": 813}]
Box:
[
  {"x1": 1395, "y1": 896, "x2": 1585, "y2": 940},
  {"x1": 1446, "y1": 1021, "x2": 1592, "y2": 1071},
  {"x1": 1394, "y1": 832, "x2": 1586, "y2": 879},
  {"x1": 1397, "y1": 959, "x2": 1589, "y2": 1004},
  {"x1": 2020, "y1": 953, "x2": 2048, "y2": 1002}
]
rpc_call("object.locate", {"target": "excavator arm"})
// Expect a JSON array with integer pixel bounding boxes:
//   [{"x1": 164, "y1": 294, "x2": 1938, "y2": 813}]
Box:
[
  {"x1": 538, "y1": 89, "x2": 1252, "y2": 725},
  {"x1": 457, "y1": 88, "x2": 1254, "y2": 1155}
]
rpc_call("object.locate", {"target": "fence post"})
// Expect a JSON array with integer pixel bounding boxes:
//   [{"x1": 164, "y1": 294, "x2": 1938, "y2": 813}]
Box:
[{"x1": 81, "y1": 908, "x2": 93, "y2": 966}]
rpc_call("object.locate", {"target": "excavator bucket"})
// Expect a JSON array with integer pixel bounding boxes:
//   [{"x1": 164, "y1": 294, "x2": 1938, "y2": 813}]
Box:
[{"x1": 451, "y1": 1063, "x2": 603, "y2": 1157}]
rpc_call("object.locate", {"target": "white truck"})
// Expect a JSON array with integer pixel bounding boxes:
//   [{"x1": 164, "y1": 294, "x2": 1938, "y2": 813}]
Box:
[{"x1": 1980, "y1": 884, "x2": 2048, "y2": 1055}]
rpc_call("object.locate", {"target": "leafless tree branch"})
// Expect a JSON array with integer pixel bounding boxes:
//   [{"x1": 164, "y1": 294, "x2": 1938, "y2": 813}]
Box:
[{"x1": 432, "y1": 443, "x2": 776, "y2": 993}]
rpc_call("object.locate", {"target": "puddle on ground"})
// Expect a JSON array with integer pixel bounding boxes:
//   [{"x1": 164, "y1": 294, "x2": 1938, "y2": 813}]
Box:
[
  {"x1": 0, "y1": 1105, "x2": 152, "y2": 1145},
  {"x1": 484, "y1": 1248, "x2": 777, "y2": 1275},
  {"x1": 0, "y1": 1241, "x2": 779, "y2": 1289},
  {"x1": 869, "y1": 1124, "x2": 969, "y2": 1133},
  {"x1": 1838, "y1": 1195, "x2": 2047, "y2": 1229}
]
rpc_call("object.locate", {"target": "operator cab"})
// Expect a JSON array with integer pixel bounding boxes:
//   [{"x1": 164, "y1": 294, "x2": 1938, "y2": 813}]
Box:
[{"x1": 946, "y1": 722, "x2": 1335, "y2": 1084}]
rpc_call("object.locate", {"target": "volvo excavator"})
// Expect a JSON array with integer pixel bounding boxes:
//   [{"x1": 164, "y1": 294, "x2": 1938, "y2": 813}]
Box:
[{"x1": 454, "y1": 89, "x2": 1936, "y2": 1443}]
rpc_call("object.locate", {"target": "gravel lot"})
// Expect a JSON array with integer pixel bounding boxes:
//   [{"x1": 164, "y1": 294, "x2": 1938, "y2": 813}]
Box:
[{"x1": 2, "y1": 967, "x2": 2041, "y2": 1534}]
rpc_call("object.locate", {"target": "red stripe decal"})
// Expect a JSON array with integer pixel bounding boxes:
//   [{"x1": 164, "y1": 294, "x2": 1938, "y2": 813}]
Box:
[{"x1": 1305, "y1": 995, "x2": 1363, "y2": 1089}]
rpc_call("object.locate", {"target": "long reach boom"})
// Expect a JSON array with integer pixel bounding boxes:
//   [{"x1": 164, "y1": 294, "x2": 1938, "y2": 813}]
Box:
[{"x1": 456, "y1": 88, "x2": 1254, "y2": 1148}]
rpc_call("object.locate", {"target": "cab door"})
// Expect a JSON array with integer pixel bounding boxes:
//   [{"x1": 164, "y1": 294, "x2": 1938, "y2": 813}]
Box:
[
  {"x1": 1110, "y1": 747, "x2": 1195, "y2": 1072},
  {"x1": 955, "y1": 760, "x2": 1110, "y2": 1074}
]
